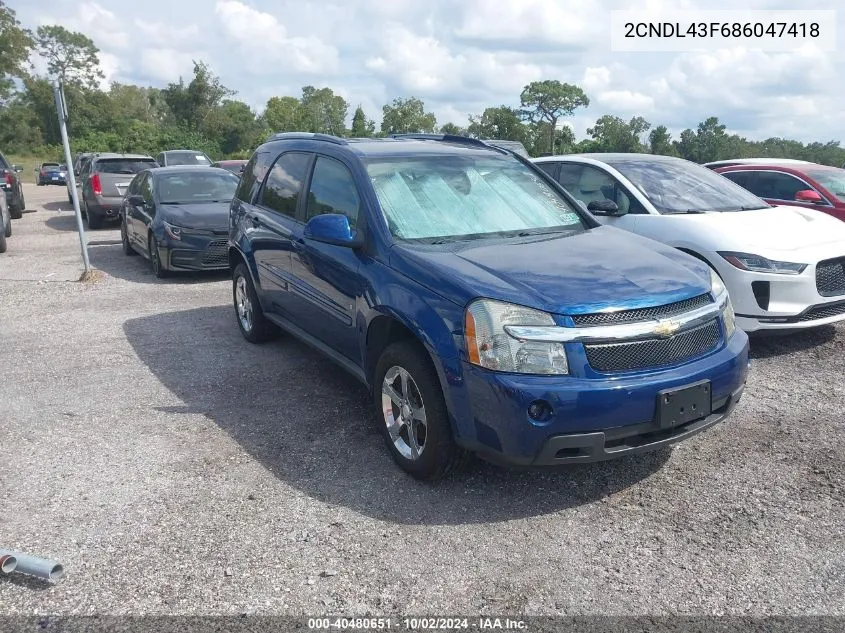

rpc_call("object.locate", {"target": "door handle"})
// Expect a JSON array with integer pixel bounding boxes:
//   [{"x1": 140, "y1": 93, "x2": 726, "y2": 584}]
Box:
[{"x1": 249, "y1": 214, "x2": 262, "y2": 228}]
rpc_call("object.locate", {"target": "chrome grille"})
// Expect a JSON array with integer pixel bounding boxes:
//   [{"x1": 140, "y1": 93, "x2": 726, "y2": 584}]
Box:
[
  {"x1": 797, "y1": 301, "x2": 845, "y2": 322},
  {"x1": 201, "y1": 240, "x2": 229, "y2": 268},
  {"x1": 585, "y1": 320, "x2": 721, "y2": 372},
  {"x1": 815, "y1": 258, "x2": 845, "y2": 297},
  {"x1": 571, "y1": 294, "x2": 713, "y2": 326}
]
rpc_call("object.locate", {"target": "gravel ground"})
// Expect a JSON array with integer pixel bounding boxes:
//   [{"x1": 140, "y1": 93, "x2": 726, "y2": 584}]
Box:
[{"x1": 0, "y1": 183, "x2": 843, "y2": 617}]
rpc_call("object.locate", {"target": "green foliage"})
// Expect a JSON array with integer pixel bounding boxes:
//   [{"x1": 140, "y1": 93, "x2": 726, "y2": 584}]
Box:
[
  {"x1": 467, "y1": 106, "x2": 528, "y2": 144},
  {"x1": 350, "y1": 105, "x2": 376, "y2": 137},
  {"x1": 299, "y1": 86, "x2": 348, "y2": 135},
  {"x1": 648, "y1": 125, "x2": 677, "y2": 156},
  {"x1": 439, "y1": 123, "x2": 466, "y2": 136},
  {"x1": 519, "y1": 80, "x2": 589, "y2": 154},
  {"x1": 0, "y1": 1, "x2": 34, "y2": 100},
  {"x1": 380, "y1": 97, "x2": 437, "y2": 135},
  {"x1": 587, "y1": 115, "x2": 651, "y2": 153},
  {"x1": 35, "y1": 24, "x2": 103, "y2": 89}
]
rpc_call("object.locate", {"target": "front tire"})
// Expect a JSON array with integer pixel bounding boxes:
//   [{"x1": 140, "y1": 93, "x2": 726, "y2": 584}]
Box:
[
  {"x1": 149, "y1": 234, "x2": 169, "y2": 278},
  {"x1": 121, "y1": 219, "x2": 136, "y2": 256},
  {"x1": 0, "y1": 225, "x2": 6, "y2": 253},
  {"x1": 4, "y1": 215, "x2": 10, "y2": 238},
  {"x1": 232, "y1": 262, "x2": 278, "y2": 343},
  {"x1": 9, "y1": 195, "x2": 22, "y2": 219},
  {"x1": 374, "y1": 341, "x2": 466, "y2": 480}
]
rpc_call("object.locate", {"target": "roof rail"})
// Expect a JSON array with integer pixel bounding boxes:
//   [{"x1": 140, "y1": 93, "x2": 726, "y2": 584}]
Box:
[
  {"x1": 268, "y1": 132, "x2": 348, "y2": 145},
  {"x1": 388, "y1": 133, "x2": 506, "y2": 153}
]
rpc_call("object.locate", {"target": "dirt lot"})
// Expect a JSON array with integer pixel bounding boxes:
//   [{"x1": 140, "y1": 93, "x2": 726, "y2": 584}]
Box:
[{"x1": 0, "y1": 183, "x2": 843, "y2": 616}]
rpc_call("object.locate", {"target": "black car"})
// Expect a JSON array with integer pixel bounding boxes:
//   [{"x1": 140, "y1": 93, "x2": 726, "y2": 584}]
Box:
[
  {"x1": 0, "y1": 150, "x2": 25, "y2": 219},
  {"x1": 120, "y1": 166, "x2": 239, "y2": 278}
]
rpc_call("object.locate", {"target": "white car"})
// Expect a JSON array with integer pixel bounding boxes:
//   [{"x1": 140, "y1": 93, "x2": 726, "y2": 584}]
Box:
[{"x1": 534, "y1": 153, "x2": 845, "y2": 333}]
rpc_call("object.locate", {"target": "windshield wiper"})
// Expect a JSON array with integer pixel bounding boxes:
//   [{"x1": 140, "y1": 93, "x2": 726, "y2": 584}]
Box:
[{"x1": 666, "y1": 209, "x2": 707, "y2": 214}]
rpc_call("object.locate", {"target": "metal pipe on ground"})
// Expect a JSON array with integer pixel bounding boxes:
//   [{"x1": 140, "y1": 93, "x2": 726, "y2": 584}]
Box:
[
  {"x1": 0, "y1": 550, "x2": 64, "y2": 581},
  {"x1": 0, "y1": 554, "x2": 17, "y2": 574}
]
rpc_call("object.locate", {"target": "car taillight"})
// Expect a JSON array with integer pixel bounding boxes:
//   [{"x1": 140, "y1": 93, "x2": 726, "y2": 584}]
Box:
[
  {"x1": 4, "y1": 172, "x2": 12, "y2": 186},
  {"x1": 91, "y1": 173, "x2": 102, "y2": 196}
]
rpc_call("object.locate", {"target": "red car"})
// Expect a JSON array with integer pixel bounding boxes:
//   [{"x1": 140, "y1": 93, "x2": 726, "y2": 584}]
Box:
[{"x1": 714, "y1": 163, "x2": 845, "y2": 222}]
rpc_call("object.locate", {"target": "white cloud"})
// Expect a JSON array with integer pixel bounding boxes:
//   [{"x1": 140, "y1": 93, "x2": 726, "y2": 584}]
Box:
[
  {"x1": 44, "y1": 2, "x2": 128, "y2": 50},
  {"x1": 138, "y1": 49, "x2": 201, "y2": 84},
  {"x1": 214, "y1": 0, "x2": 339, "y2": 75},
  {"x1": 133, "y1": 19, "x2": 200, "y2": 45}
]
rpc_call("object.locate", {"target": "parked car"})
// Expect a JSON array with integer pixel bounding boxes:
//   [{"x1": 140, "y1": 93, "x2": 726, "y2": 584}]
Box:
[
  {"x1": 714, "y1": 162, "x2": 845, "y2": 223},
  {"x1": 0, "y1": 190, "x2": 10, "y2": 253},
  {"x1": 534, "y1": 153, "x2": 845, "y2": 333},
  {"x1": 212, "y1": 159, "x2": 248, "y2": 174},
  {"x1": 229, "y1": 133, "x2": 749, "y2": 479},
  {"x1": 120, "y1": 166, "x2": 239, "y2": 278},
  {"x1": 0, "y1": 150, "x2": 25, "y2": 219},
  {"x1": 66, "y1": 152, "x2": 95, "y2": 203},
  {"x1": 703, "y1": 158, "x2": 813, "y2": 170},
  {"x1": 37, "y1": 162, "x2": 67, "y2": 186},
  {"x1": 155, "y1": 150, "x2": 213, "y2": 167},
  {"x1": 80, "y1": 154, "x2": 158, "y2": 229}
]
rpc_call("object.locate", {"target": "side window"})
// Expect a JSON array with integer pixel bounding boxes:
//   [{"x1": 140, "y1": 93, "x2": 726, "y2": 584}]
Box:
[
  {"x1": 259, "y1": 152, "x2": 311, "y2": 218},
  {"x1": 127, "y1": 173, "x2": 142, "y2": 196},
  {"x1": 156, "y1": 153, "x2": 165, "y2": 166},
  {"x1": 305, "y1": 157, "x2": 360, "y2": 228},
  {"x1": 535, "y1": 163, "x2": 559, "y2": 179},
  {"x1": 747, "y1": 171, "x2": 808, "y2": 201},
  {"x1": 140, "y1": 174, "x2": 153, "y2": 202},
  {"x1": 557, "y1": 163, "x2": 647, "y2": 215},
  {"x1": 236, "y1": 151, "x2": 274, "y2": 204},
  {"x1": 722, "y1": 171, "x2": 751, "y2": 188}
]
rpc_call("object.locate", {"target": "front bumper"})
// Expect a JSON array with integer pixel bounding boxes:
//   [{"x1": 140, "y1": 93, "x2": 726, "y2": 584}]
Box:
[
  {"x1": 159, "y1": 237, "x2": 229, "y2": 271},
  {"x1": 445, "y1": 329, "x2": 750, "y2": 466},
  {"x1": 721, "y1": 258, "x2": 845, "y2": 332}
]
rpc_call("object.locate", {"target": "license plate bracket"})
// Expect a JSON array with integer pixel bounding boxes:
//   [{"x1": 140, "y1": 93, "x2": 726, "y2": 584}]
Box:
[{"x1": 656, "y1": 380, "x2": 712, "y2": 429}]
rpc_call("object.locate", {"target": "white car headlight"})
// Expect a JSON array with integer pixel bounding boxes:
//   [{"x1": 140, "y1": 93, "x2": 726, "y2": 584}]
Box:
[
  {"x1": 465, "y1": 299, "x2": 569, "y2": 375},
  {"x1": 709, "y1": 268, "x2": 736, "y2": 338},
  {"x1": 718, "y1": 251, "x2": 807, "y2": 275}
]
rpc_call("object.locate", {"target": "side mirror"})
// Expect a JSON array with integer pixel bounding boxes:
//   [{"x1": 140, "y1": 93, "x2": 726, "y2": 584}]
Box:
[
  {"x1": 795, "y1": 189, "x2": 823, "y2": 203},
  {"x1": 587, "y1": 199, "x2": 626, "y2": 216},
  {"x1": 304, "y1": 214, "x2": 362, "y2": 248},
  {"x1": 12, "y1": 165, "x2": 22, "y2": 172},
  {"x1": 127, "y1": 194, "x2": 145, "y2": 206}
]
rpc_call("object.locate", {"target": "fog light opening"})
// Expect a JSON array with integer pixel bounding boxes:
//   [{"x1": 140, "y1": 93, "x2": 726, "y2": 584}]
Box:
[{"x1": 528, "y1": 400, "x2": 553, "y2": 422}]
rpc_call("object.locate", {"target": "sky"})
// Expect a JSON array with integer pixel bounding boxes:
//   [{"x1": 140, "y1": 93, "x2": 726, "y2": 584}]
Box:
[{"x1": 10, "y1": 0, "x2": 844, "y2": 143}]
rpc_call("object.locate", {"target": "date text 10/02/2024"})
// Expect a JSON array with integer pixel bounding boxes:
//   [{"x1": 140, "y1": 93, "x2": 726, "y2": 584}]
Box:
[{"x1": 307, "y1": 617, "x2": 528, "y2": 630}]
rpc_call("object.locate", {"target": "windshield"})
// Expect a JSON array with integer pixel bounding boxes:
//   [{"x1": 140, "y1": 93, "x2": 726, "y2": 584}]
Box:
[
  {"x1": 805, "y1": 169, "x2": 845, "y2": 203},
  {"x1": 605, "y1": 157, "x2": 771, "y2": 213},
  {"x1": 366, "y1": 154, "x2": 586, "y2": 241},
  {"x1": 96, "y1": 159, "x2": 157, "y2": 174},
  {"x1": 166, "y1": 152, "x2": 212, "y2": 166},
  {"x1": 157, "y1": 171, "x2": 239, "y2": 204}
]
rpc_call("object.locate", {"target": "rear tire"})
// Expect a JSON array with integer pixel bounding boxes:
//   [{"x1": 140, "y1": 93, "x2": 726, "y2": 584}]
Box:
[
  {"x1": 4, "y1": 216, "x2": 11, "y2": 237},
  {"x1": 9, "y1": 195, "x2": 22, "y2": 219},
  {"x1": 86, "y1": 210, "x2": 103, "y2": 230},
  {"x1": 232, "y1": 262, "x2": 278, "y2": 343},
  {"x1": 0, "y1": 228, "x2": 7, "y2": 253},
  {"x1": 373, "y1": 341, "x2": 467, "y2": 480}
]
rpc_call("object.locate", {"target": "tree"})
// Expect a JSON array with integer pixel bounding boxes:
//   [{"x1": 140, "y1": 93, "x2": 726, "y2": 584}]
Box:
[
  {"x1": 263, "y1": 96, "x2": 303, "y2": 134},
  {"x1": 299, "y1": 86, "x2": 348, "y2": 135},
  {"x1": 202, "y1": 99, "x2": 264, "y2": 154},
  {"x1": 161, "y1": 61, "x2": 234, "y2": 131},
  {"x1": 439, "y1": 122, "x2": 466, "y2": 136},
  {"x1": 35, "y1": 25, "x2": 103, "y2": 89},
  {"x1": 527, "y1": 121, "x2": 575, "y2": 156},
  {"x1": 467, "y1": 106, "x2": 529, "y2": 144},
  {"x1": 648, "y1": 125, "x2": 677, "y2": 156},
  {"x1": 350, "y1": 105, "x2": 375, "y2": 137},
  {"x1": 519, "y1": 80, "x2": 589, "y2": 155},
  {"x1": 380, "y1": 97, "x2": 437, "y2": 135},
  {"x1": 0, "y1": 1, "x2": 33, "y2": 100},
  {"x1": 587, "y1": 115, "x2": 651, "y2": 153}
]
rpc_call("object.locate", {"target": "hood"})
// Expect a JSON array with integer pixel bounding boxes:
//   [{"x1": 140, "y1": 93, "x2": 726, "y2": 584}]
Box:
[
  {"x1": 673, "y1": 206, "x2": 845, "y2": 252},
  {"x1": 159, "y1": 202, "x2": 230, "y2": 232},
  {"x1": 390, "y1": 225, "x2": 712, "y2": 315}
]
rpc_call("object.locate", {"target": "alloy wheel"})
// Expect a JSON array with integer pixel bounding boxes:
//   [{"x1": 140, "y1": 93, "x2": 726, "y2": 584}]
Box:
[
  {"x1": 381, "y1": 366, "x2": 428, "y2": 460},
  {"x1": 235, "y1": 275, "x2": 253, "y2": 332}
]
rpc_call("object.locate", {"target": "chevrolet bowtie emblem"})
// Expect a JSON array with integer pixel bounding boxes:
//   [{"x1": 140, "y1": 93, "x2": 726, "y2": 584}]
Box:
[{"x1": 653, "y1": 319, "x2": 681, "y2": 337}]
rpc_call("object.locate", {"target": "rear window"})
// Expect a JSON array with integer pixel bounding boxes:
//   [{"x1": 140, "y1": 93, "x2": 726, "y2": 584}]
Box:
[
  {"x1": 95, "y1": 159, "x2": 157, "y2": 174},
  {"x1": 166, "y1": 152, "x2": 212, "y2": 166},
  {"x1": 156, "y1": 171, "x2": 240, "y2": 204}
]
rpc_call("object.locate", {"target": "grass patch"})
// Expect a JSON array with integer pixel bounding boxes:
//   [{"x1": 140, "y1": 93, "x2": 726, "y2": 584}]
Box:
[{"x1": 7, "y1": 155, "x2": 48, "y2": 185}]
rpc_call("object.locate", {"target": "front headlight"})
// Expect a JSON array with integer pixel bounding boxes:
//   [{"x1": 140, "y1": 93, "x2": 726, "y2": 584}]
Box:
[
  {"x1": 709, "y1": 268, "x2": 736, "y2": 338},
  {"x1": 718, "y1": 251, "x2": 807, "y2": 275},
  {"x1": 465, "y1": 299, "x2": 569, "y2": 375},
  {"x1": 163, "y1": 221, "x2": 182, "y2": 240}
]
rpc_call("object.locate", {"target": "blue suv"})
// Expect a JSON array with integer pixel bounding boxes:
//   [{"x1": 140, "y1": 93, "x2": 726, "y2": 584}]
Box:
[{"x1": 229, "y1": 133, "x2": 750, "y2": 480}]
